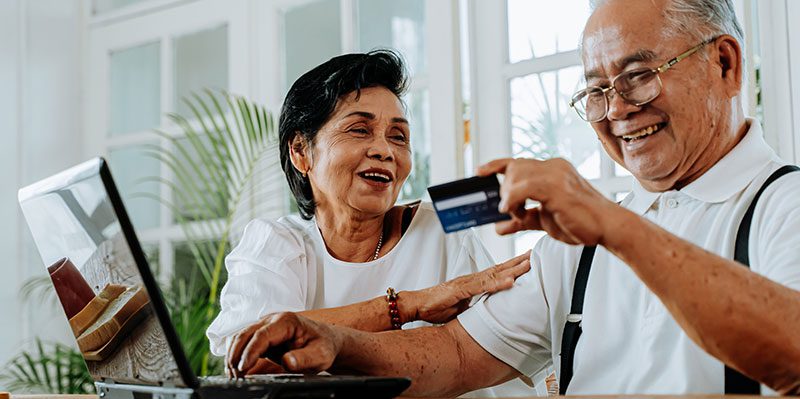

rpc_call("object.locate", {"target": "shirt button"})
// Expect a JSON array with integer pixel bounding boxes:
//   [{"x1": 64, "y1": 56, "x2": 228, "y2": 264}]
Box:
[{"x1": 666, "y1": 198, "x2": 679, "y2": 208}]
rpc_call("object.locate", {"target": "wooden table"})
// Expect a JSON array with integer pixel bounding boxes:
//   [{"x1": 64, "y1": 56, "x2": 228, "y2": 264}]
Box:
[{"x1": 4, "y1": 395, "x2": 781, "y2": 399}]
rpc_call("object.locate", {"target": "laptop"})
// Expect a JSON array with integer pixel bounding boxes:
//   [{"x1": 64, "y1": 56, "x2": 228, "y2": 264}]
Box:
[{"x1": 18, "y1": 157, "x2": 411, "y2": 399}]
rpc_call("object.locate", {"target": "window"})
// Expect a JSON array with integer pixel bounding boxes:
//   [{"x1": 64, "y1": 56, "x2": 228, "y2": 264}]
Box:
[
  {"x1": 87, "y1": 0, "x2": 463, "y2": 280},
  {"x1": 86, "y1": 0, "x2": 249, "y2": 282},
  {"x1": 470, "y1": 0, "x2": 634, "y2": 259}
]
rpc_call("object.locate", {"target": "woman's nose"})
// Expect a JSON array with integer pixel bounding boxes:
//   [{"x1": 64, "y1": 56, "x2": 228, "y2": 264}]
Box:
[{"x1": 367, "y1": 134, "x2": 394, "y2": 161}]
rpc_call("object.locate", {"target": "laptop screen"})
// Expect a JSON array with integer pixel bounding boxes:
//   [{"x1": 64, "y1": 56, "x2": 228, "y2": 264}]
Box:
[{"x1": 18, "y1": 158, "x2": 186, "y2": 387}]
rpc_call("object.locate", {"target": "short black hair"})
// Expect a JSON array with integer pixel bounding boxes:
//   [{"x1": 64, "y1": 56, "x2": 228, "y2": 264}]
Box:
[{"x1": 278, "y1": 49, "x2": 409, "y2": 219}]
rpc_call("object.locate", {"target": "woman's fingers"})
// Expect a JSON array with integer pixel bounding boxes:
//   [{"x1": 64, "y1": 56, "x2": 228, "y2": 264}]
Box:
[{"x1": 454, "y1": 252, "x2": 531, "y2": 297}]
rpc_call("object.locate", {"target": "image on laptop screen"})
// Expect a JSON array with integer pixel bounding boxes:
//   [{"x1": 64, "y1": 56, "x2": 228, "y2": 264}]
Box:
[{"x1": 19, "y1": 159, "x2": 183, "y2": 387}]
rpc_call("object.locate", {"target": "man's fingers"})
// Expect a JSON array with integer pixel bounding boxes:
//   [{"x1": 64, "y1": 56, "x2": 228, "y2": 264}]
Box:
[
  {"x1": 244, "y1": 358, "x2": 286, "y2": 375},
  {"x1": 282, "y1": 342, "x2": 335, "y2": 373},
  {"x1": 227, "y1": 325, "x2": 258, "y2": 377},
  {"x1": 476, "y1": 158, "x2": 512, "y2": 176},
  {"x1": 496, "y1": 208, "x2": 543, "y2": 235},
  {"x1": 238, "y1": 314, "x2": 298, "y2": 373},
  {"x1": 499, "y1": 178, "x2": 543, "y2": 214}
]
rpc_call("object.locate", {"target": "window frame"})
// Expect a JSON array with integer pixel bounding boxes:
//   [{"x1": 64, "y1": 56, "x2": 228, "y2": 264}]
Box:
[{"x1": 85, "y1": 0, "x2": 252, "y2": 281}]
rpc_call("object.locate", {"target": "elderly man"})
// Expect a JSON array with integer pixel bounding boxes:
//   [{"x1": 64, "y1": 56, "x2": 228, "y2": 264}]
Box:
[{"x1": 225, "y1": 0, "x2": 800, "y2": 395}]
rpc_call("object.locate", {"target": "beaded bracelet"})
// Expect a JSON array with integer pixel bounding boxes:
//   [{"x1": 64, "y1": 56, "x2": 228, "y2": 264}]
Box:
[{"x1": 386, "y1": 287, "x2": 402, "y2": 330}]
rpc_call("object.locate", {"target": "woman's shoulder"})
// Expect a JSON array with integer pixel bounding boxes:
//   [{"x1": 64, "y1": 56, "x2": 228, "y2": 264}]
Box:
[{"x1": 237, "y1": 214, "x2": 317, "y2": 250}]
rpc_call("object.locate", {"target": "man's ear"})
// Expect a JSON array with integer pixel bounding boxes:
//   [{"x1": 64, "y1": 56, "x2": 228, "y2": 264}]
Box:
[
  {"x1": 714, "y1": 34, "x2": 743, "y2": 98},
  {"x1": 289, "y1": 133, "x2": 312, "y2": 176}
]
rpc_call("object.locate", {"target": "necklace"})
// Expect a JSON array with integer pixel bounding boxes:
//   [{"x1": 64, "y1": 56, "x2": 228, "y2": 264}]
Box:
[{"x1": 371, "y1": 229, "x2": 384, "y2": 261}]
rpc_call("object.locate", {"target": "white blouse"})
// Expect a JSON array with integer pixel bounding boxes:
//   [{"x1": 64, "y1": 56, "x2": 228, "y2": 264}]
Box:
[{"x1": 207, "y1": 202, "x2": 495, "y2": 352}]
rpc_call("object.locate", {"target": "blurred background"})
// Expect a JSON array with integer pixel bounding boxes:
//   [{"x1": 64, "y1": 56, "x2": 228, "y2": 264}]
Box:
[{"x1": 1, "y1": 0, "x2": 799, "y2": 390}]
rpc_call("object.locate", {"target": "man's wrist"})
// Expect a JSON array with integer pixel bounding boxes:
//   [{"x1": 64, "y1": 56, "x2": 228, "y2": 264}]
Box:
[{"x1": 598, "y1": 202, "x2": 641, "y2": 252}]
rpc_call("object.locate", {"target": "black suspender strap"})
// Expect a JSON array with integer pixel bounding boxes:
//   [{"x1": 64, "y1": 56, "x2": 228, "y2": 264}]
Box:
[
  {"x1": 727, "y1": 164, "x2": 799, "y2": 393},
  {"x1": 733, "y1": 165, "x2": 800, "y2": 265},
  {"x1": 558, "y1": 245, "x2": 596, "y2": 394},
  {"x1": 558, "y1": 165, "x2": 799, "y2": 394}
]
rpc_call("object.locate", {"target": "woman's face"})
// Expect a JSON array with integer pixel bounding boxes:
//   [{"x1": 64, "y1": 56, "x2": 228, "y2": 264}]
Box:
[{"x1": 300, "y1": 86, "x2": 412, "y2": 217}]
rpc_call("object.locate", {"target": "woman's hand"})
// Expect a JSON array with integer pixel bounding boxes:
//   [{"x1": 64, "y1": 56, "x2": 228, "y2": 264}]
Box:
[
  {"x1": 402, "y1": 251, "x2": 531, "y2": 324},
  {"x1": 226, "y1": 312, "x2": 343, "y2": 378}
]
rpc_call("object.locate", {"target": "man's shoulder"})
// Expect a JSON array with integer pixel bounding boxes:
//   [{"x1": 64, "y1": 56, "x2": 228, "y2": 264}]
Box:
[{"x1": 750, "y1": 163, "x2": 800, "y2": 205}]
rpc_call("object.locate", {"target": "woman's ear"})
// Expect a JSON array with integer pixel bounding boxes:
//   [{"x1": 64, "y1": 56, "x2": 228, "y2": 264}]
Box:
[{"x1": 289, "y1": 133, "x2": 312, "y2": 177}]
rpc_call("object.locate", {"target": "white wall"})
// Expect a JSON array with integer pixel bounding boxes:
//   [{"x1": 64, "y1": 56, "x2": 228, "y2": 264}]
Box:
[
  {"x1": 0, "y1": 0, "x2": 85, "y2": 375},
  {"x1": 0, "y1": 0, "x2": 24, "y2": 373}
]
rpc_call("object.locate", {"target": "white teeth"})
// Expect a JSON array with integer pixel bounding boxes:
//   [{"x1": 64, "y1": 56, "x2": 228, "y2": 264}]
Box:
[
  {"x1": 362, "y1": 172, "x2": 391, "y2": 181},
  {"x1": 622, "y1": 124, "x2": 661, "y2": 141}
]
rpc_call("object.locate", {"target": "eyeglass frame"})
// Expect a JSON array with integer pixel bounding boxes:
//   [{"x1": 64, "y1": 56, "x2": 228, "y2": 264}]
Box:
[{"x1": 569, "y1": 36, "x2": 718, "y2": 122}]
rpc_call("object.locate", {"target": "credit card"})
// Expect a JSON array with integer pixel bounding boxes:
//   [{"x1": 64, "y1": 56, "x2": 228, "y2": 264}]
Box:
[{"x1": 427, "y1": 175, "x2": 511, "y2": 233}]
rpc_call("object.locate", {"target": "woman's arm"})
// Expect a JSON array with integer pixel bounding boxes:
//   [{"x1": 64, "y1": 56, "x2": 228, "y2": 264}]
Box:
[{"x1": 300, "y1": 251, "x2": 531, "y2": 331}]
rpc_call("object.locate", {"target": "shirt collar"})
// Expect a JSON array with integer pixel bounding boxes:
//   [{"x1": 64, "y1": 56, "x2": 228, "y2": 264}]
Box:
[{"x1": 624, "y1": 118, "x2": 778, "y2": 215}]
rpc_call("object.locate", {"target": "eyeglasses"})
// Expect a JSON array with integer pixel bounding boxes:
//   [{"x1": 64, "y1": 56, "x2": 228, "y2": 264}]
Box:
[{"x1": 569, "y1": 37, "x2": 717, "y2": 123}]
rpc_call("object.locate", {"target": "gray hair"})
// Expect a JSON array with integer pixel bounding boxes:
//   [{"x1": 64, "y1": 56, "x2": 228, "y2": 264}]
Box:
[{"x1": 590, "y1": 0, "x2": 745, "y2": 53}]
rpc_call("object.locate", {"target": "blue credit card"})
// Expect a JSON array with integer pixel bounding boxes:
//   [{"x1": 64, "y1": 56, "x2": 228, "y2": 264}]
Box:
[{"x1": 427, "y1": 175, "x2": 511, "y2": 233}]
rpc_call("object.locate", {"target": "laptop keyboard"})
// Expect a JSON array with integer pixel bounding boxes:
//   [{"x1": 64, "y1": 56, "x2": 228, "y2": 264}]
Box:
[{"x1": 201, "y1": 374, "x2": 309, "y2": 387}]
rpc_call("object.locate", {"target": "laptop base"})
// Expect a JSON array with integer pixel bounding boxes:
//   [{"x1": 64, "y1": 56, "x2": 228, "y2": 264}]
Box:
[{"x1": 96, "y1": 381, "x2": 193, "y2": 399}]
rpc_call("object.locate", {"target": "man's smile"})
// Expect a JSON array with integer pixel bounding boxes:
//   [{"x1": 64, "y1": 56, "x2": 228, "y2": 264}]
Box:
[{"x1": 620, "y1": 122, "x2": 667, "y2": 142}]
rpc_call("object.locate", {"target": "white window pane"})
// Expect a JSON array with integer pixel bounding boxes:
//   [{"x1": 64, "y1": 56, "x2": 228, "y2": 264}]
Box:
[
  {"x1": 357, "y1": 0, "x2": 426, "y2": 75},
  {"x1": 93, "y1": 0, "x2": 144, "y2": 14},
  {"x1": 401, "y1": 89, "x2": 430, "y2": 201},
  {"x1": 174, "y1": 25, "x2": 229, "y2": 117},
  {"x1": 109, "y1": 42, "x2": 161, "y2": 136},
  {"x1": 510, "y1": 66, "x2": 601, "y2": 179},
  {"x1": 284, "y1": 0, "x2": 342, "y2": 91},
  {"x1": 507, "y1": 0, "x2": 591, "y2": 62},
  {"x1": 108, "y1": 145, "x2": 161, "y2": 230}
]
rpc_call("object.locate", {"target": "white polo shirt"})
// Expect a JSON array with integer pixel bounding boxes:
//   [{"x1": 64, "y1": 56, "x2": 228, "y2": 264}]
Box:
[{"x1": 458, "y1": 120, "x2": 800, "y2": 394}]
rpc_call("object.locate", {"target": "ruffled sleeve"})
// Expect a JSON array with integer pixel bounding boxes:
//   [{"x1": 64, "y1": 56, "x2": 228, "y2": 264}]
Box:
[{"x1": 206, "y1": 218, "x2": 310, "y2": 356}]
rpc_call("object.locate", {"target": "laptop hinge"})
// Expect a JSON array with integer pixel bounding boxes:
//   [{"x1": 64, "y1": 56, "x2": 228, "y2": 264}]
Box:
[{"x1": 96, "y1": 381, "x2": 195, "y2": 399}]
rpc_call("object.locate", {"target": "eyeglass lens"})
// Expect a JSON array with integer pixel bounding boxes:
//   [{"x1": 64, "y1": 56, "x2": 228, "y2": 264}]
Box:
[{"x1": 574, "y1": 68, "x2": 662, "y2": 122}]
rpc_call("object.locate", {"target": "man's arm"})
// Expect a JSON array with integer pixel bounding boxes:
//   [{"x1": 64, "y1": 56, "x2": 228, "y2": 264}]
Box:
[
  {"x1": 603, "y1": 207, "x2": 800, "y2": 394},
  {"x1": 478, "y1": 157, "x2": 800, "y2": 395},
  {"x1": 231, "y1": 314, "x2": 520, "y2": 397}
]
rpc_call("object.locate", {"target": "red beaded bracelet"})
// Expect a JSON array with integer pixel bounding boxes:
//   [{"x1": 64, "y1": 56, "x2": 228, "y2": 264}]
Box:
[{"x1": 386, "y1": 287, "x2": 402, "y2": 330}]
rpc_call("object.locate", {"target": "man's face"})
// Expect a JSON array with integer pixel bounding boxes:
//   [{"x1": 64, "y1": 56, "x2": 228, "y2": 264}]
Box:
[{"x1": 581, "y1": 0, "x2": 733, "y2": 191}]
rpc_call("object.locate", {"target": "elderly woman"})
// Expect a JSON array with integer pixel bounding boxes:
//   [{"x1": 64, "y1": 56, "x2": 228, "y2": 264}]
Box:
[{"x1": 206, "y1": 50, "x2": 532, "y2": 396}]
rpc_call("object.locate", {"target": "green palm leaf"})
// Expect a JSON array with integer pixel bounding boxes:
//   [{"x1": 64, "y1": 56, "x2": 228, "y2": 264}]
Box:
[
  {"x1": 0, "y1": 338, "x2": 93, "y2": 394},
  {"x1": 148, "y1": 89, "x2": 280, "y2": 376}
]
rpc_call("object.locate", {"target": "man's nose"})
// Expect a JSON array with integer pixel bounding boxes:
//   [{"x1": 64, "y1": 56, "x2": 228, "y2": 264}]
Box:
[{"x1": 606, "y1": 92, "x2": 642, "y2": 121}]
